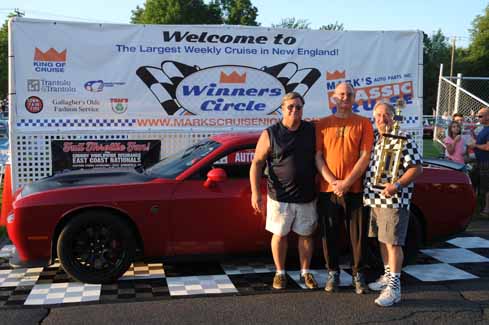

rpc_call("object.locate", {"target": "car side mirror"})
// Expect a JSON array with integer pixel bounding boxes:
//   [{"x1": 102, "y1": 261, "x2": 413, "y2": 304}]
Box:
[{"x1": 204, "y1": 168, "x2": 227, "y2": 188}]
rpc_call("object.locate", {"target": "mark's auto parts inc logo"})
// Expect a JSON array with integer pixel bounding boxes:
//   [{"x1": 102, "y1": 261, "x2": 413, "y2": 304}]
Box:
[
  {"x1": 137, "y1": 61, "x2": 320, "y2": 116},
  {"x1": 33, "y1": 48, "x2": 67, "y2": 73}
]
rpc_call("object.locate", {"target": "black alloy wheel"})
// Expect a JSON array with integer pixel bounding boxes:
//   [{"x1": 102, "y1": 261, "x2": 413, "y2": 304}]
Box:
[{"x1": 57, "y1": 210, "x2": 135, "y2": 284}]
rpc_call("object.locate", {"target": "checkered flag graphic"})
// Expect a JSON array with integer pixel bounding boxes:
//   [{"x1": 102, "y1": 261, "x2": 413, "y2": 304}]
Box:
[
  {"x1": 137, "y1": 61, "x2": 320, "y2": 116},
  {"x1": 137, "y1": 61, "x2": 198, "y2": 115},
  {"x1": 262, "y1": 62, "x2": 320, "y2": 113}
]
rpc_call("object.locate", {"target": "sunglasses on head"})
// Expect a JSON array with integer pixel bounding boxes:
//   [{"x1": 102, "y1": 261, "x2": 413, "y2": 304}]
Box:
[{"x1": 285, "y1": 104, "x2": 303, "y2": 111}]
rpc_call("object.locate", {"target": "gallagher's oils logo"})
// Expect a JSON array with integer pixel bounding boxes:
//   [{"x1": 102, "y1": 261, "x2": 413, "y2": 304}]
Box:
[
  {"x1": 33, "y1": 48, "x2": 67, "y2": 73},
  {"x1": 136, "y1": 61, "x2": 320, "y2": 116}
]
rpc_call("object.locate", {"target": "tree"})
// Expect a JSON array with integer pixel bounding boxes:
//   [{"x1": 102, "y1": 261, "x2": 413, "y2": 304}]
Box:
[
  {"x1": 272, "y1": 17, "x2": 310, "y2": 29},
  {"x1": 319, "y1": 21, "x2": 344, "y2": 31},
  {"x1": 131, "y1": 0, "x2": 259, "y2": 26},
  {"x1": 0, "y1": 14, "x2": 18, "y2": 101},
  {"x1": 130, "y1": 0, "x2": 222, "y2": 25},
  {"x1": 219, "y1": 0, "x2": 258, "y2": 26},
  {"x1": 465, "y1": 4, "x2": 489, "y2": 76},
  {"x1": 423, "y1": 30, "x2": 451, "y2": 114}
]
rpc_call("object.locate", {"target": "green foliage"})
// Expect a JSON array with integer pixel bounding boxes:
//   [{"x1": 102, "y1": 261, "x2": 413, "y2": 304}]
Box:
[
  {"x1": 0, "y1": 18, "x2": 9, "y2": 100},
  {"x1": 319, "y1": 22, "x2": 344, "y2": 31},
  {"x1": 423, "y1": 30, "x2": 451, "y2": 115},
  {"x1": 220, "y1": 0, "x2": 258, "y2": 26},
  {"x1": 131, "y1": 0, "x2": 259, "y2": 26},
  {"x1": 272, "y1": 17, "x2": 311, "y2": 29},
  {"x1": 465, "y1": 4, "x2": 489, "y2": 76},
  {"x1": 131, "y1": 0, "x2": 222, "y2": 25}
]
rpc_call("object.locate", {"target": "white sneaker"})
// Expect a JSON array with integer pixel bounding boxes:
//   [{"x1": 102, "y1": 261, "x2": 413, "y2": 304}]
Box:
[
  {"x1": 368, "y1": 274, "x2": 389, "y2": 291},
  {"x1": 374, "y1": 287, "x2": 401, "y2": 307}
]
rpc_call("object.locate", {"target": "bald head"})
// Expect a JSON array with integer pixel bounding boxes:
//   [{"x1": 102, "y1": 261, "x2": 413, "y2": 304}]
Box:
[{"x1": 477, "y1": 107, "x2": 489, "y2": 125}]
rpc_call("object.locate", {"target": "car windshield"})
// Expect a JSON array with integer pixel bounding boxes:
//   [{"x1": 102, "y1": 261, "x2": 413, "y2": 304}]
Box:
[{"x1": 145, "y1": 139, "x2": 221, "y2": 178}]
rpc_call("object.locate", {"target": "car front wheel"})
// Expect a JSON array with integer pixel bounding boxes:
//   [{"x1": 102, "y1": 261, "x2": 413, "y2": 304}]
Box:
[{"x1": 57, "y1": 210, "x2": 135, "y2": 284}]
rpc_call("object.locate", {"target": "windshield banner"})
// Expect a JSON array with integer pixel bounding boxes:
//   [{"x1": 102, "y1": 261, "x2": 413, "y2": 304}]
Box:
[
  {"x1": 51, "y1": 140, "x2": 161, "y2": 173},
  {"x1": 11, "y1": 18, "x2": 423, "y2": 131}
]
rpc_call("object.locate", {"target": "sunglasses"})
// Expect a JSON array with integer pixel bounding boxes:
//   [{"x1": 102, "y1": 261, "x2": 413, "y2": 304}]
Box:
[
  {"x1": 285, "y1": 104, "x2": 303, "y2": 111},
  {"x1": 477, "y1": 115, "x2": 485, "y2": 118}
]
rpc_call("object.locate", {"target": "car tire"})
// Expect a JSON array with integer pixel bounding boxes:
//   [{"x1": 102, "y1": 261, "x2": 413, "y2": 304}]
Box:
[
  {"x1": 57, "y1": 210, "x2": 135, "y2": 284},
  {"x1": 366, "y1": 210, "x2": 422, "y2": 268}
]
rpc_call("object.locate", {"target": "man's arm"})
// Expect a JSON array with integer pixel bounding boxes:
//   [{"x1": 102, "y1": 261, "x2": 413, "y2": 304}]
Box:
[
  {"x1": 382, "y1": 164, "x2": 423, "y2": 197},
  {"x1": 470, "y1": 140, "x2": 489, "y2": 151},
  {"x1": 250, "y1": 130, "x2": 270, "y2": 214},
  {"x1": 315, "y1": 151, "x2": 337, "y2": 184},
  {"x1": 335, "y1": 149, "x2": 371, "y2": 194}
]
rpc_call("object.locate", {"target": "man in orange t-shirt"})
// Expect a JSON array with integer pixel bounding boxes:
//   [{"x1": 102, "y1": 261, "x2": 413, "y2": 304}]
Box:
[{"x1": 315, "y1": 82, "x2": 374, "y2": 294}]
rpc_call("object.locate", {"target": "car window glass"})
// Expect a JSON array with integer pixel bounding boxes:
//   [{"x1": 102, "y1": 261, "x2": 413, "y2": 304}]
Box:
[
  {"x1": 191, "y1": 147, "x2": 256, "y2": 180},
  {"x1": 145, "y1": 139, "x2": 221, "y2": 179}
]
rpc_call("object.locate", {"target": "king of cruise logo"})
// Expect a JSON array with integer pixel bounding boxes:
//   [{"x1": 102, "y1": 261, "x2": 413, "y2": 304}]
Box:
[
  {"x1": 33, "y1": 48, "x2": 67, "y2": 73},
  {"x1": 136, "y1": 61, "x2": 321, "y2": 116}
]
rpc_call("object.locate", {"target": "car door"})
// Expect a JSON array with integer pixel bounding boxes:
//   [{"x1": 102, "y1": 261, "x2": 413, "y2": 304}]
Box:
[{"x1": 168, "y1": 147, "x2": 268, "y2": 255}]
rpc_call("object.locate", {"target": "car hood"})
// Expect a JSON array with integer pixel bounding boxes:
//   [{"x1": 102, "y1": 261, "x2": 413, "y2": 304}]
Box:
[
  {"x1": 21, "y1": 168, "x2": 156, "y2": 197},
  {"x1": 423, "y1": 158, "x2": 467, "y2": 172}
]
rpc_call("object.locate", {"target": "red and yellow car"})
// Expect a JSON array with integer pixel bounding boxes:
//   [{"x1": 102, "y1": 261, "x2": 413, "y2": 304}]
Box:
[{"x1": 7, "y1": 132, "x2": 476, "y2": 283}]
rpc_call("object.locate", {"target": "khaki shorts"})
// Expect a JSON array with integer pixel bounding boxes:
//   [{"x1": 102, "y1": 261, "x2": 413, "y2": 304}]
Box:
[
  {"x1": 369, "y1": 207, "x2": 409, "y2": 246},
  {"x1": 266, "y1": 196, "x2": 318, "y2": 236}
]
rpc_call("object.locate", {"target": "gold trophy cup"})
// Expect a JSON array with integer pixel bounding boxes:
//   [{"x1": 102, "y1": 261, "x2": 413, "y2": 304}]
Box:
[{"x1": 372, "y1": 99, "x2": 407, "y2": 189}]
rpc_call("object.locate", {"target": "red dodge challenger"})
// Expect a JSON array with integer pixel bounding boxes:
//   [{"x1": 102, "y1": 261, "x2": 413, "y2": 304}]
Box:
[{"x1": 7, "y1": 132, "x2": 476, "y2": 283}]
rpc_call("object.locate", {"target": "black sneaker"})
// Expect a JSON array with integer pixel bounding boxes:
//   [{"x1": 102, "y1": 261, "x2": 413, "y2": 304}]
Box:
[
  {"x1": 352, "y1": 273, "x2": 369, "y2": 294},
  {"x1": 324, "y1": 271, "x2": 340, "y2": 293}
]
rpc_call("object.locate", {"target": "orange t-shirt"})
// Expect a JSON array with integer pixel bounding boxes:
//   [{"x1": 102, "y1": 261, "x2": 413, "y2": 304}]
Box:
[{"x1": 315, "y1": 114, "x2": 374, "y2": 193}]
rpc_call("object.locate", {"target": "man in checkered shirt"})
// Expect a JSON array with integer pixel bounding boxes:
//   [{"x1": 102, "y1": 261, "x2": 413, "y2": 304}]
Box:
[{"x1": 363, "y1": 101, "x2": 423, "y2": 307}]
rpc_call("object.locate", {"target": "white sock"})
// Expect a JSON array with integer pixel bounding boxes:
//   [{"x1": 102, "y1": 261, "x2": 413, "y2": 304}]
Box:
[
  {"x1": 276, "y1": 270, "x2": 286, "y2": 275},
  {"x1": 301, "y1": 269, "x2": 310, "y2": 276}
]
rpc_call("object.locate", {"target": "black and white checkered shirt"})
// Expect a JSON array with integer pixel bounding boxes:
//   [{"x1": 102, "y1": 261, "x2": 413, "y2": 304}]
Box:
[{"x1": 363, "y1": 130, "x2": 423, "y2": 209}]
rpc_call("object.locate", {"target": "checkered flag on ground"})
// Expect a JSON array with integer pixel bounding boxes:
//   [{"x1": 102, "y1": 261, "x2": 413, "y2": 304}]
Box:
[{"x1": 137, "y1": 61, "x2": 320, "y2": 116}]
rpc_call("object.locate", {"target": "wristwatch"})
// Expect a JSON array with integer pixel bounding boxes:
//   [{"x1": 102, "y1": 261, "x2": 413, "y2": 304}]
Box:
[{"x1": 394, "y1": 182, "x2": 402, "y2": 191}]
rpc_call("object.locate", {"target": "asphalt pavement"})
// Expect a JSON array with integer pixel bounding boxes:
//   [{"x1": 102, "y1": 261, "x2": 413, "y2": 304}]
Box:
[{"x1": 1, "y1": 219, "x2": 488, "y2": 324}]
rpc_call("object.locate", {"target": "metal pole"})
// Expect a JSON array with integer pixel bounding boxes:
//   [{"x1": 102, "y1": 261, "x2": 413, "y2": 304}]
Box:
[
  {"x1": 454, "y1": 73, "x2": 462, "y2": 114},
  {"x1": 447, "y1": 37, "x2": 456, "y2": 113},
  {"x1": 450, "y1": 37, "x2": 456, "y2": 82},
  {"x1": 434, "y1": 64, "x2": 444, "y2": 142}
]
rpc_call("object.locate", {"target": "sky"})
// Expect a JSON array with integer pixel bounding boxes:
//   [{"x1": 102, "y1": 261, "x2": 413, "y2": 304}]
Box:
[{"x1": 2, "y1": 0, "x2": 488, "y2": 48}]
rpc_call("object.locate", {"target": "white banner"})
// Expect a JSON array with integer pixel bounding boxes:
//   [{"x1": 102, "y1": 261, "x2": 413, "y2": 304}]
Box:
[{"x1": 11, "y1": 18, "x2": 423, "y2": 131}]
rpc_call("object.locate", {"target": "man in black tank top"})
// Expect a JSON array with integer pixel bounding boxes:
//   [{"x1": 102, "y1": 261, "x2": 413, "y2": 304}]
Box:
[{"x1": 250, "y1": 92, "x2": 318, "y2": 290}]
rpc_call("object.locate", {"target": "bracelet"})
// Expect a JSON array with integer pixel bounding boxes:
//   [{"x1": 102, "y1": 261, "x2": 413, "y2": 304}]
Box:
[{"x1": 394, "y1": 182, "x2": 402, "y2": 191}]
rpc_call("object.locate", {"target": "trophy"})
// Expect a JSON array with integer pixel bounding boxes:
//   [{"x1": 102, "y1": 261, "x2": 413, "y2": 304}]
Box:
[{"x1": 372, "y1": 98, "x2": 407, "y2": 189}]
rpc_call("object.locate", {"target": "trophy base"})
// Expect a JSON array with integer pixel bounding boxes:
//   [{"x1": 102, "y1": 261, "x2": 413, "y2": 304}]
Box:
[{"x1": 372, "y1": 184, "x2": 386, "y2": 190}]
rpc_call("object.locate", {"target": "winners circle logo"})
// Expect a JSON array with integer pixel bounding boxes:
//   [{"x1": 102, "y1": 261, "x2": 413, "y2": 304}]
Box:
[
  {"x1": 25, "y1": 96, "x2": 44, "y2": 113},
  {"x1": 137, "y1": 61, "x2": 320, "y2": 116},
  {"x1": 176, "y1": 66, "x2": 282, "y2": 116}
]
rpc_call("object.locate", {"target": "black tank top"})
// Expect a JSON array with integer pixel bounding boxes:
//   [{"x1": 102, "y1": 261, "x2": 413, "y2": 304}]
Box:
[{"x1": 266, "y1": 121, "x2": 316, "y2": 203}]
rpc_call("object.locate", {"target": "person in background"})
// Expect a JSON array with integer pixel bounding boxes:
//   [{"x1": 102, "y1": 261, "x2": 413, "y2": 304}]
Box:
[
  {"x1": 468, "y1": 107, "x2": 489, "y2": 218},
  {"x1": 444, "y1": 121, "x2": 466, "y2": 164}
]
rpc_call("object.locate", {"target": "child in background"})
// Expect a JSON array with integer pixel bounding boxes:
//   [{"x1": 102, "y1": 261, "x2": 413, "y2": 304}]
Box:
[{"x1": 444, "y1": 121, "x2": 466, "y2": 164}]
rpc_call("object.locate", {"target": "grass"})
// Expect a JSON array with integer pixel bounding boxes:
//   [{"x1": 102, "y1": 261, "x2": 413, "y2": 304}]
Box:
[{"x1": 423, "y1": 139, "x2": 443, "y2": 159}]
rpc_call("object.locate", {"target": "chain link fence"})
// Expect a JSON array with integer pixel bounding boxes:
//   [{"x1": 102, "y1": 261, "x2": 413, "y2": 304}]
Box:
[{"x1": 434, "y1": 73, "x2": 489, "y2": 145}]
